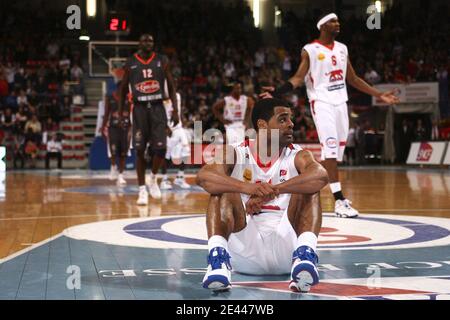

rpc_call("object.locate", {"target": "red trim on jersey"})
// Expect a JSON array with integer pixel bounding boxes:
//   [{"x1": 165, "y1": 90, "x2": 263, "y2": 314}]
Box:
[
  {"x1": 254, "y1": 153, "x2": 273, "y2": 170},
  {"x1": 340, "y1": 142, "x2": 346, "y2": 147},
  {"x1": 134, "y1": 52, "x2": 156, "y2": 65},
  {"x1": 261, "y1": 205, "x2": 281, "y2": 211},
  {"x1": 312, "y1": 40, "x2": 335, "y2": 51},
  {"x1": 248, "y1": 140, "x2": 281, "y2": 172}
]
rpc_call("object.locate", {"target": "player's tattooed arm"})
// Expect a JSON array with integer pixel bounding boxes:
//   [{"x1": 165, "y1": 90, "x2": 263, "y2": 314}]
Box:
[
  {"x1": 196, "y1": 146, "x2": 278, "y2": 198},
  {"x1": 346, "y1": 58, "x2": 400, "y2": 105},
  {"x1": 276, "y1": 150, "x2": 329, "y2": 194}
]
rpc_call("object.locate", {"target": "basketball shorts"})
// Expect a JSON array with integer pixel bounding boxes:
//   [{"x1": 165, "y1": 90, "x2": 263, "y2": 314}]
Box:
[
  {"x1": 227, "y1": 210, "x2": 297, "y2": 275},
  {"x1": 225, "y1": 124, "x2": 246, "y2": 146},
  {"x1": 107, "y1": 127, "x2": 131, "y2": 158},
  {"x1": 166, "y1": 127, "x2": 191, "y2": 160},
  {"x1": 310, "y1": 100, "x2": 349, "y2": 162},
  {"x1": 132, "y1": 102, "x2": 167, "y2": 152}
]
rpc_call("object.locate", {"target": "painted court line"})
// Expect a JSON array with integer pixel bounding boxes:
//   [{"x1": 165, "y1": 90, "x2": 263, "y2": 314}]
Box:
[
  {"x1": 0, "y1": 234, "x2": 63, "y2": 264},
  {"x1": 0, "y1": 212, "x2": 201, "y2": 221}
]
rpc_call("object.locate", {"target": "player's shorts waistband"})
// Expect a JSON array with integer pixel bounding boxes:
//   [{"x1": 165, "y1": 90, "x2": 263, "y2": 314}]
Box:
[
  {"x1": 133, "y1": 100, "x2": 163, "y2": 108},
  {"x1": 310, "y1": 99, "x2": 348, "y2": 107}
]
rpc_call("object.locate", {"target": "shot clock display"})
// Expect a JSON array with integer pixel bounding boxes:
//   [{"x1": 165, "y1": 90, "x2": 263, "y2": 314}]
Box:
[{"x1": 106, "y1": 12, "x2": 130, "y2": 35}]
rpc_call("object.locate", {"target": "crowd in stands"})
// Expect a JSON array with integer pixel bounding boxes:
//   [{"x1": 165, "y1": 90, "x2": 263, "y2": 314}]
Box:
[
  {"x1": 0, "y1": 0, "x2": 449, "y2": 168},
  {"x1": 279, "y1": 1, "x2": 449, "y2": 117},
  {"x1": 125, "y1": 1, "x2": 449, "y2": 142},
  {"x1": 0, "y1": 2, "x2": 84, "y2": 168}
]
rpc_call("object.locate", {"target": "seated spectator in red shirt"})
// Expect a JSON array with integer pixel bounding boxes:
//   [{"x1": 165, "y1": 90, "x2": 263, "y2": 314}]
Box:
[
  {"x1": 406, "y1": 58, "x2": 419, "y2": 81},
  {"x1": 393, "y1": 66, "x2": 407, "y2": 83},
  {"x1": 0, "y1": 74, "x2": 9, "y2": 98},
  {"x1": 306, "y1": 123, "x2": 319, "y2": 142},
  {"x1": 24, "y1": 130, "x2": 39, "y2": 169}
]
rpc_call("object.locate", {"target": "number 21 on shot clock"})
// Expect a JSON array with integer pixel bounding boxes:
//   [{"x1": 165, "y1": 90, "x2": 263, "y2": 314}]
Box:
[{"x1": 106, "y1": 12, "x2": 130, "y2": 35}]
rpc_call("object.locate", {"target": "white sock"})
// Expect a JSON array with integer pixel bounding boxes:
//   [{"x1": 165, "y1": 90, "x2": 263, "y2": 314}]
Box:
[
  {"x1": 139, "y1": 185, "x2": 147, "y2": 193},
  {"x1": 297, "y1": 232, "x2": 318, "y2": 252},
  {"x1": 118, "y1": 174, "x2": 124, "y2": 180},
  {"x1": 208, "y1": 235, "x2": 228, "y2": 252},
  {"x1": 111, "y1": 165, "x2": 117, "y2": 171},
  {"x1": 330, "y1": 182, "x2": 342, "y2": 194}
]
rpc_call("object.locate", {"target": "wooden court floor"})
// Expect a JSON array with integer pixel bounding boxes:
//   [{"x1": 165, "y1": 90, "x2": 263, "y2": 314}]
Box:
[{"x1": 0, "y1": 167, "x2": 449, "y2": 259}]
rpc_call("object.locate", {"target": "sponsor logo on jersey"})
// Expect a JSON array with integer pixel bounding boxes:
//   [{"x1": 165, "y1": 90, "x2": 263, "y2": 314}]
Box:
[
  {"x1": 243, "y1": 168, "x2": 252, "y2": 182},
  {"x1": 417, "y1": 143, "x2": 433, "y2": 161},
  {"x1": 328, "y1": 84, "x2": 345, "y2": 92},
  {"x1": 135, "y1": 80, "x2": 160, "y2": 94},
  {"x1": 280, "y1": 169, "x2": 287, "y2": 177},
  {"x1": 326, "y1": 138, "x2": 338, "y2": 149},
  {"x1": 325, "y1": 69, "x2": 344, "y2": 82},
  {"x1": 318, "y1": 53, "x2": 326, "y2": 61}
]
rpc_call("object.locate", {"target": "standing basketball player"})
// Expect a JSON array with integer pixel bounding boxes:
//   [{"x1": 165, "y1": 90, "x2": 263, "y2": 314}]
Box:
[
  {"x1": 119, "y1": 34, "x2": 179, "y2": 205},
  {"x1": 197, "y1": 98, "x2": 329, "y2": 292},
  {"x1": 213, "y1": 83, "x2": 254, "y2": 145},
  {"x1": 160, "y1": 92, "x2": 191, "y2": 190},
  {"x1": 261, "y1": 13, "x2": 399, "y2": 218},
  {"x1": 100, "y1": 83, "x2": 131, "y2": 186}
]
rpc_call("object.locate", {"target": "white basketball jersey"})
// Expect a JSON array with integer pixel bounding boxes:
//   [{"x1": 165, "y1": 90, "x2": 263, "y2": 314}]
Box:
[
  {"x1": 224, "y1": 95, "x2": 248, "y2": 126},
  {"x1": 231, "y1": 140, "x2": 302, "y2": 215},
  {"x1": 303, "y1": 40, "x2": 348, "y2": 105},
  {"x1": 164, "y1": 93, "x2": 182, "y2": 130}
]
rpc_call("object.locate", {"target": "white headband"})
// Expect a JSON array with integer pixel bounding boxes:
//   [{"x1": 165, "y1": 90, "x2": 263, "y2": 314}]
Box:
[{"x1": 317, "y1": 13, "x2": 338, "y2": 31}]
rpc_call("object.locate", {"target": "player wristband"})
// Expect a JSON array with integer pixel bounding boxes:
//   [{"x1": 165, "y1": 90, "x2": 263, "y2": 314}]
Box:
[{"x1": 272, "y1": 81, "x2": 294, "y2": 98}]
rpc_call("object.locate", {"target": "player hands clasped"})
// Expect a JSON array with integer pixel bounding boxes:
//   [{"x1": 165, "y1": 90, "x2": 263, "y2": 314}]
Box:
[
  {"x1": 100, "y1": 82, "x2": 131, "y2": 186},
  {"x1": 261, "y1": 13, "x2": 400, "y2": 218},
  {"x1": 119, "y1": 34, "x2": 179, "y2": 206},
  {"x1": 197, "y1": 98, "x2": 329, "y2": 293}
]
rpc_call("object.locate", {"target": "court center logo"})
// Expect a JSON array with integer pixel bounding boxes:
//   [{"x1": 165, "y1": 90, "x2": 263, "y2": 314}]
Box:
[{"x1": 64, "y1": 214, "x2": 450, "y2": 251}]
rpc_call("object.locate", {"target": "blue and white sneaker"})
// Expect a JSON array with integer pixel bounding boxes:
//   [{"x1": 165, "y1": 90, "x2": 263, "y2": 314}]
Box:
[
  {"x1": 202, "y1": 247, "x2": 232, "y2": 291},
  {"x1": 289, "y1": 246, "x2": 320, "y2": 293}
]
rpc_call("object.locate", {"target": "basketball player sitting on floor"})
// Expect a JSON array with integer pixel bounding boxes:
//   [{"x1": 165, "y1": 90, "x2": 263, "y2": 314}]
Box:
[{"x1": 196, "y1": 98, "x2": 329, "y2": 293}]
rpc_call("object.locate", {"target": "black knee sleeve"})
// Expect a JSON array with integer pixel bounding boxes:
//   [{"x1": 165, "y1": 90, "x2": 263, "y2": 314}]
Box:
[{"x1": 152, "y1": 149, "x2": 167, "y2": 158}]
